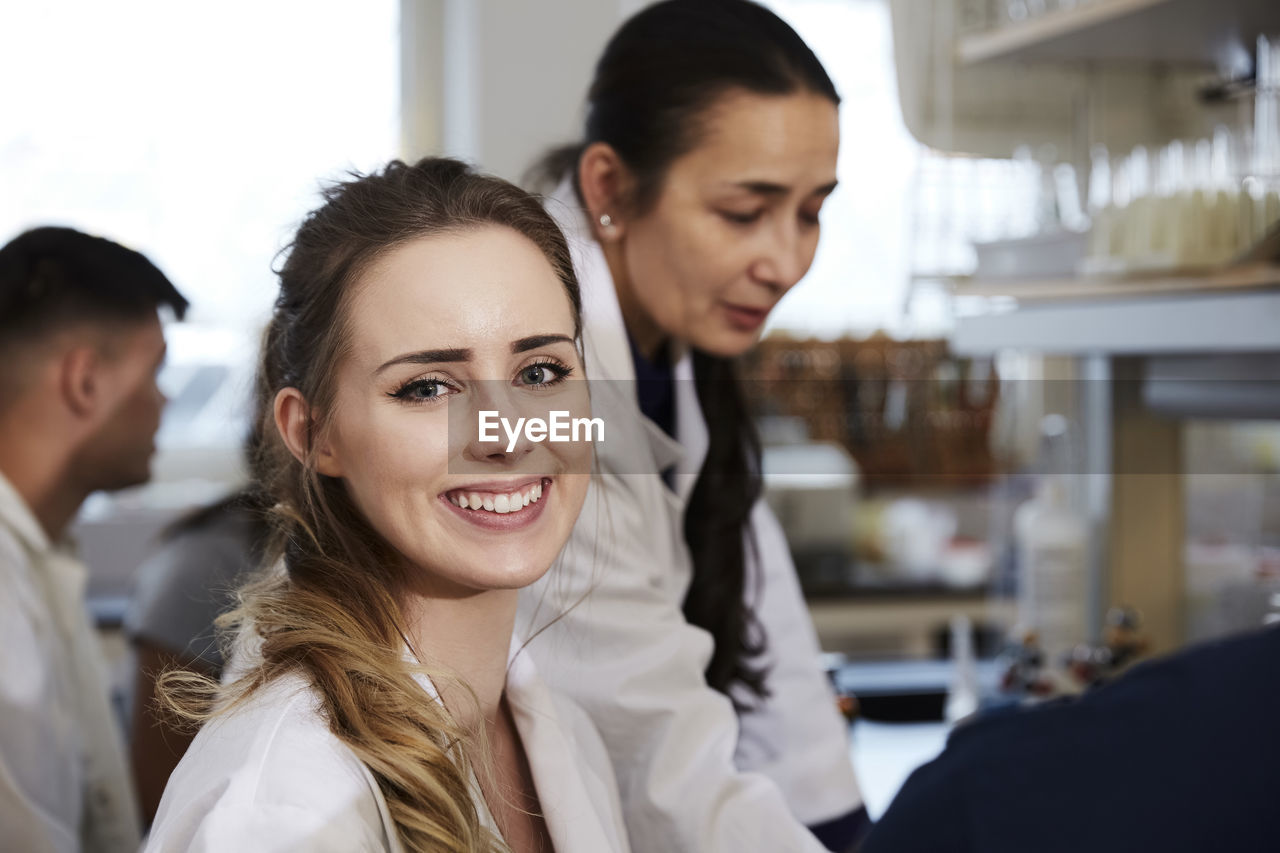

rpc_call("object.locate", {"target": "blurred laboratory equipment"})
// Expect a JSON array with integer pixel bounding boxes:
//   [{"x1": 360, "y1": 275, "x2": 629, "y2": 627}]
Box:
[
  {"x1": 743, "y1": 337, "x2": 1003, "y2": 614},
  {"x1": 1255, "y1": 33, "x2": 1280, "y2": 183},
  {"x1": 1001, "y1": 0, "x2": 1098, "y2": 26},
  {"x1": 968, "y1": 146, "x2": 1090, "y2": 280},
  {"x1": 944, "y1": 614, "x2": 980, "y2": 723},
  {"x1": 999, "y1": 605, "x2": 1149, "y2": 701},
  {"x1": 762, "y1": 442, "x2": 862, "y2": 590},
  {"x1": 1183, "y1": 421, "x2": 1280, "y2": 642},
  {"x1": 955, "y1": 29, "x2": 1280, "y2": 283},
  {"x1": 1064, "y1": 606, "x2": 1149, "y2": 688},
  {"x1": 996, "y1": 629, "x2": 1052, "y2": 696},
  {"x1": 880, "y1": 499, "x2": 960, "y2": 580},
  {"x1": 744, "y1": 338, "x2": 1002, "y2": 488},
  {"x1": 909, "y1": 149, "x2": 1043, "y2": 282},
  {"x1": 1013, "y1": 414, "x2": 1089, "y2": 667},
  {"x1": 1083, "y1": 120, "x2": 1280, "y2": 274}
]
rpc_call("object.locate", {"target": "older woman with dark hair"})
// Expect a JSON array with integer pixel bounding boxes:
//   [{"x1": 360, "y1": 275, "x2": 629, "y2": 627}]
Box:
[{"x1": 521, "y1": 2, "x2": 867, "y2": 850}]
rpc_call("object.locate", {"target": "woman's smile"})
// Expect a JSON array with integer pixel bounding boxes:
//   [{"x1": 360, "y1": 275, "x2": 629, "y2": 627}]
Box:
[{"x1": 439, "y1": 476, "x2": 553, "y2": 531}]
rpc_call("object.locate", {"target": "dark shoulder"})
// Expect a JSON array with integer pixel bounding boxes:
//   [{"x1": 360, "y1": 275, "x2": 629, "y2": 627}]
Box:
[{"x1": 863, "y1": 627, "x2": 1280, "y2": 853}]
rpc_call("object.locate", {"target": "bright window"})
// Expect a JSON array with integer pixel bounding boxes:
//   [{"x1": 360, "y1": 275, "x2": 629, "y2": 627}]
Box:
[
  {"x1": 2, "y1": 1, "x2": 399, "y2": 476},
  {"x1": 761, "y1": 0, "x2": 1037, "y2": 338},
  {"x1": 761, "y1": 0, "x2": 923, "y2": 338},
  {"x1": 1, "y1": 1, "x2": 399, "y2": 329}
]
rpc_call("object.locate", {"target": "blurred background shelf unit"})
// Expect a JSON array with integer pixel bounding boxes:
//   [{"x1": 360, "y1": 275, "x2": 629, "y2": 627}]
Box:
[
  {"x1": 744, "y1": 336, "x2": 1018, "y2": 661},
  {"x1": 955, "y1": 0, "x2": 1280, "y2": 67},
  {"x1": 810, "y1": 592, "x2": 1015, "y2": 662},
  {"x1": 890, "y1": 0, "x2": 1280, "y2": 173},
  {"x1": 743, "y1": 336, "x2": 1003, "y2": 489},
  {"x1": 949, "y1": 265, "x2": 1280, "y2": 656},
  {"x1": 888, "y1": 0, "x2": 1280, "y2": 657},
  {"x1": 951, "y1": 265, "x2": 1280, "y2": 354}
]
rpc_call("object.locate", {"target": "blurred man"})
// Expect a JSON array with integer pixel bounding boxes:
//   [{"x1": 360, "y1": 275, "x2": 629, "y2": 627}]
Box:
[
  {"x1": 861, "y1": 624, "x2": 1280, "y2": 853},
  {"x1": 0, "y1": 226, "x2": 186, "y2": 852}
]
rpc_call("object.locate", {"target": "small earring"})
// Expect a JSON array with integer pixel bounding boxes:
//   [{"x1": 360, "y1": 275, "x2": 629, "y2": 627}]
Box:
[{"x1": 598, "y1": 213, "x2": 613, "y2": 229}]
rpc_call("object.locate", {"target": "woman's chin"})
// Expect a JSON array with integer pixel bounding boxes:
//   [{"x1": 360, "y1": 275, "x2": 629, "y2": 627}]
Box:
[
  {"x1": 434, "y1": 536, "x2": 560, "y2": 592},
  {"x1": 693, "y1": 326, "x2": 762, "y2": 359},
  {"x1": 467, "y1": 558, "x2": 554, "y2": 591}
]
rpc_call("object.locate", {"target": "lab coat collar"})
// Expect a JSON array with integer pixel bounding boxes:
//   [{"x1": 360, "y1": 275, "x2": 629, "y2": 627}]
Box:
[
  {"x1": 0, "y1": 467, "x2": 55, "y2": 557},
  {"x1": 407, "y1": 632, "x2": 619, "y2": 852},
  {"x1": 0, "y1": 468, "x2": 86, "y2": 606},
  {"x1": 506, "y1": 637, "x2": 620, "y2": 852}
]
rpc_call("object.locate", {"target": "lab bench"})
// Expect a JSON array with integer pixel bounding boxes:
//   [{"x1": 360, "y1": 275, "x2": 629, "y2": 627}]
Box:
[{"x1": 808, "y1": 585, "x2": 1015, "y2": 660}]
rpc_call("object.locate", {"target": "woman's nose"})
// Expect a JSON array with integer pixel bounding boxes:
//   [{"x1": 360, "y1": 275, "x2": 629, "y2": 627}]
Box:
[
  {"x1": 751, "y1": 222, "x2": 810, "y2": 292},
  {"x1": 465, "y1": 420, "x2": 538, "y2": 463},
  {"x1": 456, "y1": 387, "x2": 539, "y2": 465}
]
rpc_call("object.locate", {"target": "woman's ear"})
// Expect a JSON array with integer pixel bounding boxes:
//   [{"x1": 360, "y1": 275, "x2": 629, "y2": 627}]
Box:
[
  {"x1": 274, "y1": 387, "x2": 342, "y2": 477},
  {"x1": 578, "y1": 142, "x2": 632, "y2": 244}
]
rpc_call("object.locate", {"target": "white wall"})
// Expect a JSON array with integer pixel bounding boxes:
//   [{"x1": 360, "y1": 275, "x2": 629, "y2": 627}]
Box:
[{"x1": 402, "y1": 0, "x2": 632, "y2": 184}]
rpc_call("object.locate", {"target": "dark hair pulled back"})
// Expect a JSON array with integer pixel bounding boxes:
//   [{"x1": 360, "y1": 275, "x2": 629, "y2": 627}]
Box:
[{"x1": 534, "y1": 0, "x2": 838, "y2": 705}]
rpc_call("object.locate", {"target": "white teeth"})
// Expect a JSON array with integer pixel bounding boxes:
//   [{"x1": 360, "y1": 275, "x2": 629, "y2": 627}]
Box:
[{"x1": 448, "y1": 483, "x2": 547, "y2": 514}]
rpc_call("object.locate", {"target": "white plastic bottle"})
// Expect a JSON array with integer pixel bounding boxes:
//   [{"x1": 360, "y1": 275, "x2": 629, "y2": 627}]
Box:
[
  {"x1": 1014, "y1": 474, "x2": 1088, "y2": 669},
  {"x1": 945, "y1": 614, "x2": 980, "y2": 725},
  {"x1": 1014, "y1": 415, "x2": 1089, "y2": 673}
]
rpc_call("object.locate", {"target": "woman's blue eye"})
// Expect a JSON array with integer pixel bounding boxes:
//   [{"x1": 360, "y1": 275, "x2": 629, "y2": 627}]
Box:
[
  {"x1": 390, "y1": 379, "x2": 449, "y2": 401},
  {"x1": 521, "y1": 365, "x2": 552, "y2": 385},
  {"x1": 518, "y1": 362, "x2": 570, "y2": 387}
]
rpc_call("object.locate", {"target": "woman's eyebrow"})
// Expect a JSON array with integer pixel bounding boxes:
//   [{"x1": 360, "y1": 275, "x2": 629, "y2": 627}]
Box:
[
  {"x1": 374, "y1": 336, "x2": 574, "y2": 373},
  {"x1": 511, "y1": 334, "x2": 575, "y2": 354},
  {"x1": 728, "y1": 179, "x2": 840, "y2": 197},
  {"x1": 375, "y1": 348, "x2": 471, "y2": 374},
  {"x1": 733, "y1": 180, "x2": 789, "y2": 197}
]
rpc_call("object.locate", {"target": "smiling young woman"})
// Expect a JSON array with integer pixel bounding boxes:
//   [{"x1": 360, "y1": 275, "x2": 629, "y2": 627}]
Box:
[{"x1": 144, "y1": 159, "x2": 627, "y2": 853}]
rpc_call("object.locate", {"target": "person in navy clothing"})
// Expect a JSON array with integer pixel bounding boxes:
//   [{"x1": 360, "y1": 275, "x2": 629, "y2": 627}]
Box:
[{"x1": 860, "y1": 625, "x2": 1280, "y2": 853}]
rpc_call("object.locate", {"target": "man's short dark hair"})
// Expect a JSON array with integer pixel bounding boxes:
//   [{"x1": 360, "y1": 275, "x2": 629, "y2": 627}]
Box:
[{"x1": 0, "y1": 226, "x2": 188, "y2": 347}]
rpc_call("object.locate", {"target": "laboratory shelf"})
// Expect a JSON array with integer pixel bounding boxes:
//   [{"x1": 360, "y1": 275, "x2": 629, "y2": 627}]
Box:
[
  {"x1": 956, "y1": 0, "x2": 1280, "y2": 67},
  {"x1": 950, "y1": 265, "x2": 1280, "y2": 356}
]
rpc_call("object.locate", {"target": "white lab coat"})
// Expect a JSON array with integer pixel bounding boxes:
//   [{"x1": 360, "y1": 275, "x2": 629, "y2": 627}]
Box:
[
  {"x1": 145, "y1": 634, "x2": 629, "y2": 853},
  {"x1": 0, "y1": 471, "x2": 142, "y2": 853},
  {"x1": 514, "y1": 182, "x2": 862, "y2": 853}
]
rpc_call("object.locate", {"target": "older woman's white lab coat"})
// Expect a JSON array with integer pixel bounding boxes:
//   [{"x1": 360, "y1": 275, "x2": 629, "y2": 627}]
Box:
[
  {"x1": 514, "y1": 182, "x2": 863, "y2": 853},
  {"x1": 145, "y1": 635, "x2": 629, "y2": 853}
]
